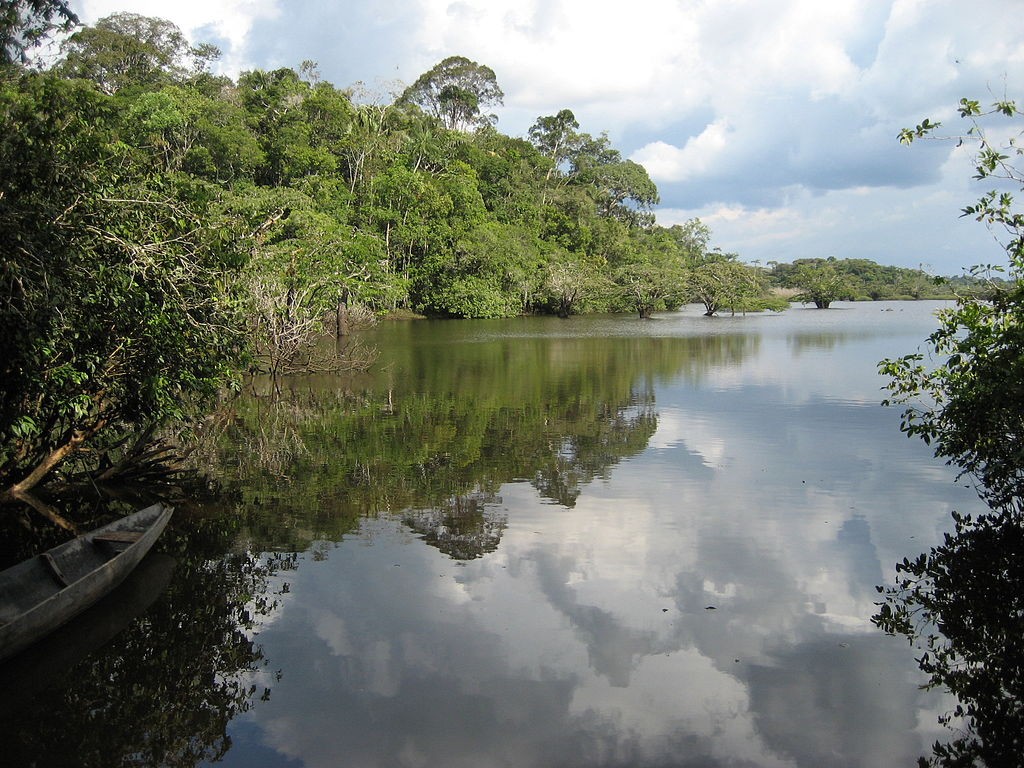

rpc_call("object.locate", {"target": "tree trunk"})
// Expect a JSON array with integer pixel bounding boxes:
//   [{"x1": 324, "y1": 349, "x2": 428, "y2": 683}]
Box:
[
  {"x1": 1, "y1": 419, "x2": 109, "y2": 502},
  {"x1": 7, "y1": 490, "x2": 77, "y2": 532}
]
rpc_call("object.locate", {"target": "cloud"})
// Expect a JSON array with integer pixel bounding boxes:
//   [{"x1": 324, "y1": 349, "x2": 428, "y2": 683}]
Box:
[
  {"x1": 415, "y1": 0, "x2": 704, "y2": 110},
  {"x1": 632, "y1": 120, "x2": 734, "y2": 183},
  {"x1": 656, "y1": 140, "x2": 1003, "y2": 269}
]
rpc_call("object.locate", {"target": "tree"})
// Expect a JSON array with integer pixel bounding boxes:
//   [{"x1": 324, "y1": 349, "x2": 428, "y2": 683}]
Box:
[
  {"x1": 790, "y1": 260, "x2": 852, "y2": 308},
  {"x1": 692, "y1": 259, "x2": 765, "y2": 316},
  {"x1": 567, "y1": 131, "x2": 659, "y2": 226},
  {"x1": 666, "y1": 218, "x2": 712, "y2": 267},
  {"x1": 528, "y1": 108, "x2": 581, "y2": 181},
  {"x1": 58, "y1": 13, "x2": 213, "y2": 94},
  {"x1": 591, "y1": 159, "x2": 660, "y2": 226},
  {"x1": 0, "y1": 0, "x2": 77, "y2": 66},
  {"x1": 613, "y1": 250, "x2": 688, "y2": 319},
  {"x1": 417, "y1": 220, "x2": 537, "y2": 318},
  {"x1": 237, "y1": 67, "x2": 342, "y2": 186},
  {"x1": 882, "y1": 96, "x2": 1024, "y2": 510},
  {"x1": 0, "y1": 73, "x2": 247, "y2": 500},
  {"x1": 877, "y1": 95, "x2": 1024, "y2": 767},
  {"x1": 542, "y1": 251, "x2": 609, "y2": 318},
  {"x1": 398, "y1": 55, "x2": 504, "y2": 132},
  {"x1": 218, "y1": 183, "x2": 394, "y2": 375}
]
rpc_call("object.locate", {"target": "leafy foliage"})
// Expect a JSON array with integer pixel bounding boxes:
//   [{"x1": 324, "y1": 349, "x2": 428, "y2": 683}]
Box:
[
  {"x1": 692, "y1": 258, "x2": 766, "y2": 316},
  {"x1": 772, "y1": 257, "x2": 953, "y2": 301},
  {"x1": 877, "y1": 95, "x2": 1024, "y2": 766},
  {"x1": 58, "y1": 12, "x2": 214, "y2": 94},
  {"x1": 0, "y1": 72, "x2": 247, "y2": 498},
  {"x1": 398, "y1": 55, "x2": 504, "y2": 132},
  {"x1": 787, "y1": 261, "x2": 855, "y2": 308},
  {"x1": 0, "y1": 0, "x2": 76, "y2": 65},
  {"x1": 881, "y1": 97, "x2": 1024, "y2": 509}
]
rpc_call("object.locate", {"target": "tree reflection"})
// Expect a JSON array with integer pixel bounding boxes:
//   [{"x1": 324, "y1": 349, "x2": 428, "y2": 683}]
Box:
[
  {"x1": 403, "y1": 492, "x2": 506, "y2": 560},
  {"x1": 2, "y1": 506, "x2": 290, "y2": 767},
  {"x1": 873, "y1": 507, "x2": 1024, "y2": 766},
  {"x1": 189, "y1": 331, "x2": 747, "y2": 558}
]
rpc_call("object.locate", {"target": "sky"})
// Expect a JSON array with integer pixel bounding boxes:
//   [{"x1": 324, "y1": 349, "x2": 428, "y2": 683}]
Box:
[{"x1": 67, "y1": 0, "x2": 1024, "y2": 275}]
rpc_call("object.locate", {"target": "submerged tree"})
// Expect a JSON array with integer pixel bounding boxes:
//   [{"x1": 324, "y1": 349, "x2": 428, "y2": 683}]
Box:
[
  {"x1": 692, "y1": 258, "x2": 765, "y2": 316},
  {"x1": 791, "y1": 260, "x2": 853, "y2": 308},
  {"x1": 613, "y1": 251, "x2": 688, "y2": 319}
]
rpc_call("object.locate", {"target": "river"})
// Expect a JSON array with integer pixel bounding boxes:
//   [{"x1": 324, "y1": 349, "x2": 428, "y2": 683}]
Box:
[{"x1": 3, "y1": 301, "x2": 988, "y2": 767}]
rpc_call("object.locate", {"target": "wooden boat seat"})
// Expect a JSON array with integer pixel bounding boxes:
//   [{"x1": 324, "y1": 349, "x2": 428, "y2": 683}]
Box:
[
  {"x1": 42, "y1": 552, "x2": 70, "y2": 587},
  {"x1": 92, "y1": 530, "x2": 144, "y2": 544}
]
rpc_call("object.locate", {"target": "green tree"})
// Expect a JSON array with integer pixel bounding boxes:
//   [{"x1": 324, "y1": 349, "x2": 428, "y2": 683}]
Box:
[
  {"x1": 528, "y1": 108, "x2": 581, "y2": 182},
  {"x1": 398, "y1": 55, "x2": 504, "y2": 132},
  {"x1": 882, "y1": 97, "x2": 1024, "y2": 509},
  {"x1": 340, "y1": 102, "x2": 400, "y2": 199},
  {"x1": 665, "y1": 218, "x2": 712, "y2": 267},
  {"x1": 238, "y1": 67, "x2": 340, "y2": 186},
  {"x1": 58, "y1": 13, "x2": 213, "y2": 94},
  {"x1": 0, "y1": 73, "x2": 247, "y2": 500},
  {"x1": 541, "y1": 251, "x2": 609, "y2": 318},
  {"x1": 613, "y1": 248, "x2": 688, "y2": 319},
  {"x1": 463, "y1": 126, "x2": 547, "y2": 226},
  {"x1": 221, "y1": 185, "x2": 396, "y2": 375},
  {"x1": 791, "y1": 260, "x2": 852, "y2": 308},
  {"x1": 178, "y1": 89, "x2": 266, "y2": 183},
  {"x1": 569, "y1": 132, "x2": 659, "y2": 226},
  {"x1": 692, "y1": 258, "x2": 765, "y2": 316},
  {"x1": 418, "y1": 220, "x2": 537, "y2": 318},
  {"x1": 877, "y1": 95, "x2": 1024, "y2": 767}
]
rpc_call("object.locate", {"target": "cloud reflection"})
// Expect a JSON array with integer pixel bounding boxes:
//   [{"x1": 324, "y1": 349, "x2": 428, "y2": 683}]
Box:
[{"x1": 211, "y1": 306, "x2": 976, "y2": 767}]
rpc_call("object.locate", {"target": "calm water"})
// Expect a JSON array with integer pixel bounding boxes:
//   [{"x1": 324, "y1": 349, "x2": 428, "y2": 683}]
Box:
[{"x1": 4, "y1": 302, "x2": 988, "y2": 767}]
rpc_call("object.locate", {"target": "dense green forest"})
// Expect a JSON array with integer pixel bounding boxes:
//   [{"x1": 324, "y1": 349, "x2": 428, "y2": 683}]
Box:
[{"x1": 0, "y1": 7, "x2": 978, "y2": 500}]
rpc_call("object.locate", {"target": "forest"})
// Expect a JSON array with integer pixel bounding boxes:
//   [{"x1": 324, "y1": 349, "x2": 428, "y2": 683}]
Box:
[{"x1": 0, "y1": 8, "x2": 972, "y2": 500}]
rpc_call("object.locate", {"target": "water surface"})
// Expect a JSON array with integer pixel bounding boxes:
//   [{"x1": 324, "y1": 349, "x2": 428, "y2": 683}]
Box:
[
  {"x1": 6, "y1": 302, "x2": 987, "y2": 767},
  {"x1": 207, "y1": 302, "x2": 983, "y2": 768}
]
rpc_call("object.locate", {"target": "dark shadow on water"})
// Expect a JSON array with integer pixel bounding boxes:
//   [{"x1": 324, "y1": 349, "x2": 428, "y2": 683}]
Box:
[
  {"x1": 874, "y1": 507, "x2": 1024, "y2": 766},
  {"x1": 1, "y1": 508, "x2": 290, "y2": 768}
]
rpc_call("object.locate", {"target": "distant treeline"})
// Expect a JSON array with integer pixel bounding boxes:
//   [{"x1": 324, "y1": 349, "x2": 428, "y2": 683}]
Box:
[{"x1": 769, "y1": 258, "x2": 994, "y2": 302}]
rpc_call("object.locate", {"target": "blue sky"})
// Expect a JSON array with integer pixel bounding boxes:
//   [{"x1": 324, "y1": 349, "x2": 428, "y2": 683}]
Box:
[{"x1": 69, "y1": 0, "x2": 1024, "y2": 275}]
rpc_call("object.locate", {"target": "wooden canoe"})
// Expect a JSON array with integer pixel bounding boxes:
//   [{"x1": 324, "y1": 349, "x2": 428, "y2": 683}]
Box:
[{"x1": 0, "y1": 503, "x2": 173, "y2": 662}]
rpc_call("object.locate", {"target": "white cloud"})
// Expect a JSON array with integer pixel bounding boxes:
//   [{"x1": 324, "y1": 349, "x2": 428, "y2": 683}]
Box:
[
  {"x1": 415, "y1": 0, "x2": 704, "y2": 106},
  {"x1": 631, "y1": 119, "x2": 734, "y2": 183}
]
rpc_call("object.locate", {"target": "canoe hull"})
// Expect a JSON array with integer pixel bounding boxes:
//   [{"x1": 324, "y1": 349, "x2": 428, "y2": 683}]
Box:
[{"x1": 0, "y1": 503, "x2": 173, "y2": 661}]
